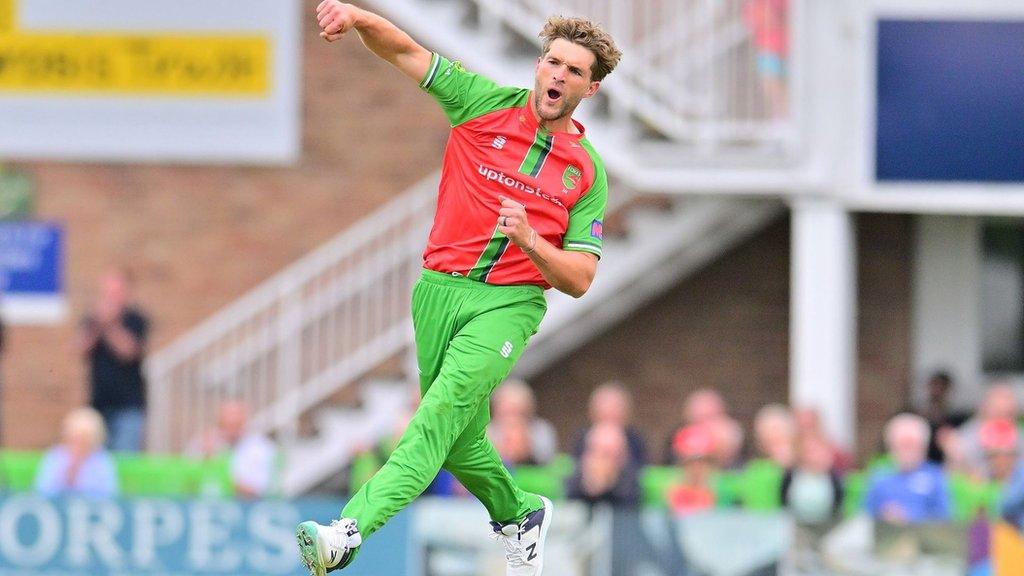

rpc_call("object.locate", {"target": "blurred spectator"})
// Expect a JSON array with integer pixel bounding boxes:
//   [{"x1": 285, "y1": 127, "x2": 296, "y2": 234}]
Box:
[
  {"x1": 494, "y1": 416, "x2": 537, "y2": 467},
  {"x1": 980, "y1": 419, "x2": 1019, "y2": 484},
  {"x1": 865, "y1": 413, "x2": 951, "y2": 524},
  {"x1": 957, "y1": 383, "x2": 1024, "y2": 478},
  {"x1": 708, "y1": 416, "x2": 746, "y2": 470},
  {"x1": 571, "y1": 381, "x2": 647, "y2": 468},
  {"x1": 487, "y1": 379, "x2": 558, "y2": 465},
  {"x1": 566, "y1": 422, "x2": 640, "y2": 506},
  {"x1": 190, "y1": 401, "x2": 277, "y2": 498},
  {"x1": 667, "y1": 425, "x2": 718, "y2": 516},
  {"x1": 795, "y1": 406, "x2": 853, "y2": 474},
  {"x1": 662, "y1": 388, "x2": 729, "y2": 464},
  {"x1": 781, "y1": 434, "x2": 843, "y2": 525},
  {"x1": 742, "y1": 0, "x2": 789, "y2": 118},
  {"x1": 919, "y1": 371, "x2": 970, "y2": 464},
  {"x1": 35, "y1": 407, "x2": 118, "y2": 498},
  {"x1": 77, "y1": 268, "x2": 149, "y2": 452},
  {"x1": 997, "y1": 420, "x2": 1024, "y2": 529},
  {"x1": 753, "y1": 403, "x2": 796, "y2": 468}
]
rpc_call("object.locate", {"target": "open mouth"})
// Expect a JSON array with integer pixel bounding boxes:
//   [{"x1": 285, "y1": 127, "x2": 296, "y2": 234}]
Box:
[{"x1": 546, "y1": 88, "x2": 562, "y2": 102}]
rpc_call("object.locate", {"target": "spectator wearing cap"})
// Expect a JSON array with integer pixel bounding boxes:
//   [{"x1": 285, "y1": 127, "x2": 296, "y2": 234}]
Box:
[
  {"x1": 662, "y1": 388, "x2": 733, "y2": 465},
  {"x1": 958, "y1": 384, "x2": 1024, "y2": 478},
  {"x1": 980, "y1": 419, "x2": 1020, "y2": 484},
  {"x1": 667, "y1": 424, "x2": 719, "y2": 516},
  {"x1": 781, "y1": 434, "x2": 844, "y2": 526},
  {"x1": 865, "y1": 413, "x2": 952, "y2": 524}
]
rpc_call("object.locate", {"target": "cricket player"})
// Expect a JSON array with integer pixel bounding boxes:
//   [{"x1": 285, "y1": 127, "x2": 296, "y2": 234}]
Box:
[{"x1": 297, "y1": 3, "x2": 620, "y2": 574}]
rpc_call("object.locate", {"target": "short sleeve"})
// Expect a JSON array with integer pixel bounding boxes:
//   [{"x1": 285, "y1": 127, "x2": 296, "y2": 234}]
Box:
[
  {"x1": 420, "y1": 53, "x2": 527, "y2": 126},
  {"x1": 563, "y1": 153, "x2": 607, "y2": 259}
]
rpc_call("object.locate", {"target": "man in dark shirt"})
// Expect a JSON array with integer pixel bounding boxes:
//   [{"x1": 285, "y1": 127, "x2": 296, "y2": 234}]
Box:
[{"x1": 78, "y1": 268, "x2": 148, "y2": 452}]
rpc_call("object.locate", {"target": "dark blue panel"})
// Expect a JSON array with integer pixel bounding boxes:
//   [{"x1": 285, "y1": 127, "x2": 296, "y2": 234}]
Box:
[{"x1": 875, "y1": 19, "x2": 1024, "y2": 182}]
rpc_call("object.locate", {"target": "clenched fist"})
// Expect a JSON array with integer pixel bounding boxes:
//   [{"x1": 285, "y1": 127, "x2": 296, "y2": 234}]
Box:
[{"x1": 316, "y1": 1, "x2": 360, "y2": 42}]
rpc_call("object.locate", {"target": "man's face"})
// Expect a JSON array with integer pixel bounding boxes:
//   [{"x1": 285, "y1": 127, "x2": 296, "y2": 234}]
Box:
[
  {"x1": 890, "y1": 429, "x2": 926, "y2": 470},
  {"x1": 534, "y1": 38, "x2": 599, "y2": 123},
  {"x1": 101, "y1": 272, "x2": 130, "y2": 308}
]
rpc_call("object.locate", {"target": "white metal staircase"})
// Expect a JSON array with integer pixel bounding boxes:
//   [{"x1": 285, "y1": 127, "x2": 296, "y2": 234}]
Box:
[{"x1": 146, "y1": 0, "x2": 802, "y2": 495}]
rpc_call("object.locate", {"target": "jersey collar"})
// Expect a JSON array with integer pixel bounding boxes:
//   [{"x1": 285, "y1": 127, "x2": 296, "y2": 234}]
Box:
[{"x1": 522, "y1": 92, "x2": 587, "y2": 140}]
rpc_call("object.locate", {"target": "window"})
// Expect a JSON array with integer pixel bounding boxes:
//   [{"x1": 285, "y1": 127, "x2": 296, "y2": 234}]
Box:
[{"x1": 982, "y1": 219, "x2": 1024, "y2": 373}]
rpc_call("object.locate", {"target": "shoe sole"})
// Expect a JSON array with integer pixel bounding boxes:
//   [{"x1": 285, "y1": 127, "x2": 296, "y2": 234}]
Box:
[
  {"x1": 535, "y1": 496, "x2": 554, "y2": 576},
  {"x1": 296, "y1": 521, "x2": 326, "y2": 576}
]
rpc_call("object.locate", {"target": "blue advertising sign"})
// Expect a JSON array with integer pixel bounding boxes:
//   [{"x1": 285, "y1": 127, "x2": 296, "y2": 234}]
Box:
[
  {"x1": 0, "y1": 221, "x2": 65, "y2": 323},
  {"x1": 875, "y1": 19, "x2": 1024, "y2": 182},
  {"x1": 0, "y1": 495, "x2": 410, "y2": 576}
]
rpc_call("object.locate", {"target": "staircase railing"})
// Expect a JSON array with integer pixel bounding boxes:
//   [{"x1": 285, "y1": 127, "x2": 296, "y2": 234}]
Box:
[
  {"x1": 474, "y1": 0, "x2": 799, "y2": 150},
  {"x1": 145, "y1": 175, "x2": 438, "y2": 453}
]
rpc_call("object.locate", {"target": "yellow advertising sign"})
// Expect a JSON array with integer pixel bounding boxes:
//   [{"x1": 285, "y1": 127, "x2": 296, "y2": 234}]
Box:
[
  {"x1": 0, "y1": 0, "x2": 14, "y2": 33},
  {"x1": 0, "y1": 0, "x2": 271, "y2": 96},
  {"x1": 0, "y1": 34, "x2": 270, "y2": 95}
]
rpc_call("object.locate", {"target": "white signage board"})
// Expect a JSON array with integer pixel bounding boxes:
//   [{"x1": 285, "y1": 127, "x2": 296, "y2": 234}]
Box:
[{"x1": 0, "y1": 0, "x2": 300, "y2": 164}]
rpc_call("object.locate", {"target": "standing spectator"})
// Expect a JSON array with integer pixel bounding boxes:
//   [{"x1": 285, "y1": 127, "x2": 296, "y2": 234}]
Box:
[
  {"x1": 957, "y1": 383, "x2": 1024, "y2": 478},
  {"x1": 190, "y1": 401, "x2": 277, "y2": 498},
  {"x1": 781, "y1": 434, "x2": 844, "y2": 525},
  {"x1": 919, "y1": 371, "x2": 970, "y2": 464},
  {"x1": 742, "y1": 0, "x2": 789, "y2": 118},
  {"x1": 754, "y1": 403, "x2": 797, "y2": 468},
  {"x1": 566, "y1": 422, "x2": 640, "y2": 506},
  {"x1": 662, "y1": 388, "x2": 728, "y2": 464},
  {"x1": 35, "y1": 407, "x2": 118, "y2": 498},
  {"x1": 487, "y1": 379, "x2": 558, "y2": 465},
  {"x1": 78, "y1": 268, "x2": 149, "y2": 452},
  {"x1": 865, "y1": 413, "x2": 952, "y2": 524},
  {"x1": 667, "y1": 425, "x2": 719, "y2": 516},
  {"x1": 571, "y1": 381, "x2": 647, "y2": 468}
]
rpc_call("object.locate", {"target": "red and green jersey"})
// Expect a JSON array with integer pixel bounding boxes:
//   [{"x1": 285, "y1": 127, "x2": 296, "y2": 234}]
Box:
[{"x1": 419, "y1": 53, "x2": 608, "y2": 288}]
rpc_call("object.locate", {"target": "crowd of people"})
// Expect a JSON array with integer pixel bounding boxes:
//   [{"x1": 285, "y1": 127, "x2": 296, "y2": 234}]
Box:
[
  {"x1": 23, "y1": 266, "x2": 1024, "y2": 531},
  {"x1": 345, "y1": 373, "x2": 1024, "y2": 533},
  {"x1": 28, "y1": 267, "x2": 279, "y2": 499}
]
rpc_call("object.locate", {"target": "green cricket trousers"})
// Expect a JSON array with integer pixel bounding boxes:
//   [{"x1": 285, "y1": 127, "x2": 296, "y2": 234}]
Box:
[{"x1": 340, "y1": 269, "x2": 547, "y2": 549}]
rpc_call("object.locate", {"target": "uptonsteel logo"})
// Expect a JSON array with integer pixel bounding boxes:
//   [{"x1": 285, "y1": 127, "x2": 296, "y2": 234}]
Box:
[{"x1": 477, "y1": 164, "x2": 564, "y2": 208}]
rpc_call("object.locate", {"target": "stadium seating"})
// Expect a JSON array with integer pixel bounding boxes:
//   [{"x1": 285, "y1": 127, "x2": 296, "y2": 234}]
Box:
[{"x1": 0, "y1": 449, "x2": 1012, "y2": 522}]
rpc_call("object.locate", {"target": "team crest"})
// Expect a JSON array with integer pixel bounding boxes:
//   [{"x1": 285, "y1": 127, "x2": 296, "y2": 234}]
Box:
[{"x1": 562, "y1": 165, "x2": 582, "y2": 190}]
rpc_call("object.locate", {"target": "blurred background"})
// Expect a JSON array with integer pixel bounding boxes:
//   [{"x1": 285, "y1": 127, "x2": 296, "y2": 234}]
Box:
[{"x1": 0, "y1": 0, "x2": 1023, "y2": 574}]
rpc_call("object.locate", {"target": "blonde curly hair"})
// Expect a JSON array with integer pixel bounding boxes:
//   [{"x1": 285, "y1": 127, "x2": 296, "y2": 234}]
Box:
[{"x1": 540, "y1": 16, "x2": 622, "y2": 82}]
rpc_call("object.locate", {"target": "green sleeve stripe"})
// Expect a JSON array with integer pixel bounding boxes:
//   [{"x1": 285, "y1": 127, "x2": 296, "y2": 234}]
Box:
[
  {"x1": 420, "y1": 53, "x2": 441, "y2": 89},
  {"x1": 567, "y1": 238, "x2": 602, "y2": 248}
]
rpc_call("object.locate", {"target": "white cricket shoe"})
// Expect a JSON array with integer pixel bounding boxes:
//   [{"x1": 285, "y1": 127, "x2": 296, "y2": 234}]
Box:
[
  {"x1": 490, "y1": 496, "x2": 554, "y2": 576},
  {"x1": 296, "y1": 518, "x2": 362, "y2": 575}
]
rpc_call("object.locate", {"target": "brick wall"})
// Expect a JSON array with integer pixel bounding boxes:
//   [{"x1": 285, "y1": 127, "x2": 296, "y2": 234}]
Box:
[
  {"x1": 531, "y1": 213, "x2": 915, "y2": 463},
  {"x1": 1, "y1": 7, "x2": 450, "y2": 448}
]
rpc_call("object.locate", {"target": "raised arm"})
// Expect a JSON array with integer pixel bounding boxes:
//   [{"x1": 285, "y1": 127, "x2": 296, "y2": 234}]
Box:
[{"x1": 316, "y1": 1, "x2": 432, "y2": 84}]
